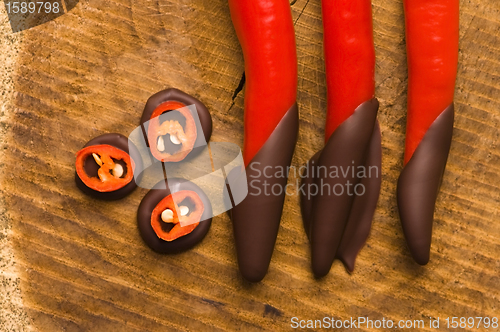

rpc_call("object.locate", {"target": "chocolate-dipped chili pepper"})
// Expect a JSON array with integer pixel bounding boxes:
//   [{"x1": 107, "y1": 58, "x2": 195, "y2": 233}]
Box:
[
  {"x1": 228, "y1": 0, "x2": 298, "y2": 282},
  {"x1": 75, "y1": 133, "x2": 142, "y2": 200},
  {"x1": 300, "y1": 0, "x2": 381, "y2": 278},
  {"x1": 397, "y1": 0, "x2": 458, "y2": 265},
  {"x1": 138, "y1": 178, "x2": 212, "y2": 253},
  {"x1": 140, "y1": 88, "x2": 212, "y2": 162}
]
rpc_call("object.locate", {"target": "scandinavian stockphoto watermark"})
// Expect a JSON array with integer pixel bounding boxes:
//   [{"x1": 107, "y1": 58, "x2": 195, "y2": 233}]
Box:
[
  {"x1": 247, "y1": 161, "x2": 380, "y2": 198},
  {"x1": 127, "y1": 103, "x2": 379, "y2": 220}
]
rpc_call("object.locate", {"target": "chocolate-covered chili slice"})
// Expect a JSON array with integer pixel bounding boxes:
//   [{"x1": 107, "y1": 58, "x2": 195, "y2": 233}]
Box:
[
  {"x1": 141, "y1": 88, "x2": 212, "y2": 162},
  {"x1": 137, "y1": 178, "x2": 212, "y2": 253},
  {"x1": 75, "y1": 133, "x2": 142, "y2": 200}
]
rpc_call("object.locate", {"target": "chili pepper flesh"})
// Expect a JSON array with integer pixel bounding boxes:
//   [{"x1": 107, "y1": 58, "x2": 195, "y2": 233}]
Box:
[
  {"x1": 147, "y1": 100, "x2": 198, "y2": 162},
  {"x1": 150, "y1": 190, "x2": 205, "y2": 241},
  {"x1": 75, "y1": 144, "x2": 135, "y2": 192}
]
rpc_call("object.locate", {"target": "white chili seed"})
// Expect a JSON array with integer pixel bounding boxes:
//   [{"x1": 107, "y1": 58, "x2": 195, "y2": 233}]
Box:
[
  {"x1": 157, "y1": 136, "x2": 165, "y2": 152},
  {"x1": 170, "y1": 134, "x2": 181, "y2": 145},
  {"x1": 92, "y1": 153, "x2": 103, "y2": 166},
  {"x1": 112, "y1": 163, "x2": 124, "y2": 178},
  {"x1": 179, "y1": 206, "x2": 189, "y2": 216},
  {"x1": 161, "y1": 209, "x2": 174, "y2": 222}
]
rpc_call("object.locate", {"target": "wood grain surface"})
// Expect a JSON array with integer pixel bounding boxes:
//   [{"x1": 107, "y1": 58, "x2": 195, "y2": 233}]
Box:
[{"x1": 0, "y1": 0, "x2": 499, "y2": 331}]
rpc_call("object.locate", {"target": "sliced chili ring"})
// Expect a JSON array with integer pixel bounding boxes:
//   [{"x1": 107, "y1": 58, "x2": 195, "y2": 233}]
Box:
[
  {"x1": 150, "y1": 190, "x2": 205, "y2": 241},
  {"x1": 147, "y1": 101, "x2": 198, "y2": 162},
  {"x1": 76, "y1": 144, "x2": 135, "y2": 192},
  {"x1": 137, "y1": 178, "x2": 212, "y2": 253},
  {"x1": 140, "y1": 88, "x2": 213, "y2": 163}
]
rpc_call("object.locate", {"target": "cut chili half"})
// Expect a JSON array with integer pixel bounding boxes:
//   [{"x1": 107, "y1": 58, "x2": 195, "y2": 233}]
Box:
[
  {"x1": 147, "y1": 101, "x2": 198, "y2": 162},
  {"x1": 150, "y1": 190, "x2": 205, "y2": 241},
  {"x1": 76, "y1": 144, "x2": 135, "y2": 192}
]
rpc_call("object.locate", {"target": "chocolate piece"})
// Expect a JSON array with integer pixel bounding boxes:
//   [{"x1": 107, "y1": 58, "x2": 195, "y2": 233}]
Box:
[
  {"x1": 75, "y1": 133, "x2": 143, "y2": 200},
  {"x1": 140, "y1": 88, "x2": 212, "y2": 162},
  {"x1": 300, "y1": 99, "x2": 379, "y2": 278},
  {"x1": 229, "y1": 103, "x2": 298, "y2": 282},
  {"x1": 397, "y1": 104, "x2": 454, "y2": 265},
  {"x1": 137, "y1": 178, "x2": 212, "y2": 253}
]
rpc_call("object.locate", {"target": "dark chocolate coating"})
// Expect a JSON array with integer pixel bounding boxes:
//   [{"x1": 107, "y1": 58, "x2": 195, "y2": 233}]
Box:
[
  {"x1": 397, "y1": 104, "x2": 454, "y2": 265},
  {"x1": 301, "y1": 121, "x2": 382, "y2": 273},
  {"x1": 140, "y1": 88, "x2": 212, "y2": 161},
  {"x1": 137, "y1": 178, "x2": 212, "y2": 254},
  {"x1": 336, "y1": 121, "x2": 381, "y2": 272},
  {"x1": 302, "y1": 99, "x2": 379, "y2": 278},
  {"x1": 229, "y1": 103, "x2": 298, "y2": 282},
  {"x1": 75, "y1": 133, "x2": 143, "y2": 200}
]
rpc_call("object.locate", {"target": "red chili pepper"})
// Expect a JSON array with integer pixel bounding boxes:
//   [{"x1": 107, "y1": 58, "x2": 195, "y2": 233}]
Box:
[
  {"x1": 147, "y1": 100, "x2": 198, "y2": 162},
  {"x1": 228, "y1": 0, "x2": 299, "y2": 282},
  {"x1": 323, "y1": 0, "x2": 376, "y2": 141},
  {"x1": 75, "y1": 144, "x2": 135, "y2": 192},
  {"x1": 403, "y1": 0, "x2": 458, "y2": 164},
  {"x1": 397, "y1": 0, "x2": 458, "y2": 265},
  {"x1": 150, "y1": 190, "x2": 205, "y2": 241},
  {"x1": 228, "y1": 0, "x2": 297, "y2": 165},
  {"x1": 301, "y1": 0, "x2": 381, "y2": 278}
]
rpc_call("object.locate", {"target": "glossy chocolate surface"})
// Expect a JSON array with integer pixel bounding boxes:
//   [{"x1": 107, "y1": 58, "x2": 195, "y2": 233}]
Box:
[
  {"x1": 75, "y1": 133, "x2": 142, "y2": 200},
  {"x1": 397, "y1": 104, "x2": 454, "y2": 265},
  {"x1": 300, "y1": 119, "x2": 382, "y2": 273},
  {"x1": 336, "y1": 121, "x2": 381, "y2": 272},
  {"x1": 137, "y1": 178, "x2": 212, "y2": 254}
]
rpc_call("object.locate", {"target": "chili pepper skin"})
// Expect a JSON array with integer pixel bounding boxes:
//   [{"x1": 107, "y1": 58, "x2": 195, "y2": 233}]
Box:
[
  {"x1": 300, "y1": 0, "x2": 381, "y2": 278},
  {"x1": 228, "y1": 0, "x2": 297, "y2": 164},
  {"x1": 398, "y1": 0, "x2": 458, "y2": 265},
  {"x1": 322, "y1": 0, "x2": 376, "y2": 140},
  {"x1": 228, "y1": 0, "x2": 298, "y2": 282},
  {"x1": 402, "y1": 0, "x2": 458, "y2": 165},
  {"x1": 137, "y1": 179, "x2": 212, "y2": 254},
  {"x1": 140, "y1": 88, "x2": 213, "y2": 162},
  {"x1": 75, "y1": 133, "x2": 142, "y2": 200}
]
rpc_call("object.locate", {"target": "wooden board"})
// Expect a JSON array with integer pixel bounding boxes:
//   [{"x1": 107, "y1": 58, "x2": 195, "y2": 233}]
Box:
[{"x1": 0, "y1": 0, "x2": 499, "y2": 330}]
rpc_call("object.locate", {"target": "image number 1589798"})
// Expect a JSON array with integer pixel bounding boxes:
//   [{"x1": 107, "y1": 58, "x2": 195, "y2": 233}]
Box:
[
  {"x1": 4, "y1": 0, "x2": 73, "y2": 32},
  {"x1": 5, "y1": 1, "x2": 60, "y2": 14}
]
